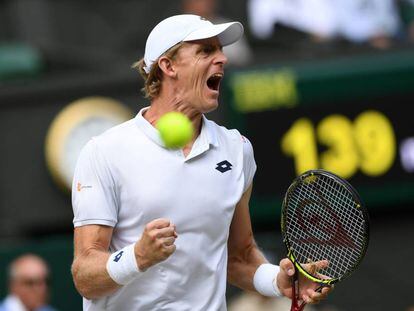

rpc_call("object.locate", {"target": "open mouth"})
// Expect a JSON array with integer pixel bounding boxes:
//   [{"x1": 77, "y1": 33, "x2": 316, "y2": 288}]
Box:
[{"x1": 206, "y1": 73, "x2": 223, "y2": 91}]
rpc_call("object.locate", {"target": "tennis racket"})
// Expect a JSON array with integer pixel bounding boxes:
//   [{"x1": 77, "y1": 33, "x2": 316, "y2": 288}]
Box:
[{"x1": 281, "y1": 169, "x2": 370, "y2": 311}]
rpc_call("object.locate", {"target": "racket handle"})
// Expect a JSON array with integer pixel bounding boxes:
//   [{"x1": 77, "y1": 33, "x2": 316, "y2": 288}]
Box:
[
  {"x1": 291, "y1": 304, "x2": 306, "y2": 311},
  {"x1": 291, "y1": 284, "x2": 327, "y2": 311},
  {"x1": 290, "y1": 271, "x2": 307, "y2": 311}
]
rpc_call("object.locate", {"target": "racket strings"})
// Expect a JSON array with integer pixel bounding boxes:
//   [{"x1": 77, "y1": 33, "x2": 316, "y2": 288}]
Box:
[
  {"x1": 285, "y1": 174, "x2": 367, "y2": 281},
  {"x1": 290, "y1": 186, "x2": 362, "y2": 278},
  {"x1": 316, "y1": 177, "x2": 366, "y2": 250}
]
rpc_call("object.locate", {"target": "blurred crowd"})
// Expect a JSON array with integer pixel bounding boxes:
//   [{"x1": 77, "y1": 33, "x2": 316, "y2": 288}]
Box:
[
  {"x1": 1, "y1": 0, "x2": 414, "y2": 81},
  {"x1": 248, "y1": 0, "x2": 414, "y2": 49}
]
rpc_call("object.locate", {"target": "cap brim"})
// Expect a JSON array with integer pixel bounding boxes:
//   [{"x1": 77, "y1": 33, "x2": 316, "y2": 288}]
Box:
[{"x1": 183, "y1": 22, "x2": 244, "y2": 46}]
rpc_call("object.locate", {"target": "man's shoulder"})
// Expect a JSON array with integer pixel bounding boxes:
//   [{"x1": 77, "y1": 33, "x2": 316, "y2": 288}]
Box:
[
  {"x1": 205, "y1": 118, "x2": 253, "y2": 148},
  {"x1": 91, "y1": 118, "x2": 139, "y2": 148},
  {"x1": 98, "y1": 118, "x2": 137, "y2": 140},
  {"x1": 205, "y1": 118, "x2": 242, "y2": 141},
  {"x1": 77, "y1": 118, "x2": 138, "y2": 161}
]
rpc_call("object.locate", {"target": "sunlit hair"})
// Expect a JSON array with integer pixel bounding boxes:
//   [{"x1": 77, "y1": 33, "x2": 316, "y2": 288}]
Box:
[{"x1": 132, "y1": 42, "x2": 185, "y2": 99}]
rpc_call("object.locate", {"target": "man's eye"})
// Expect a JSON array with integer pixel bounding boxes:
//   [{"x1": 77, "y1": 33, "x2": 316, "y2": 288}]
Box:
[{"x1": 202, "y1": 46, "x2": 214, "y2": 54}]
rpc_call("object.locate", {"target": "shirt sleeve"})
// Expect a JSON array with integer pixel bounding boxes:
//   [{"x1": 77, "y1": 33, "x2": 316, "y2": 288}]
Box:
[
  {"x1": 72, "y1": 139, "x2": 118, "y2": 227},
  {"x1": 242, "y1": 135, "x2": 257, "y2": 192}
]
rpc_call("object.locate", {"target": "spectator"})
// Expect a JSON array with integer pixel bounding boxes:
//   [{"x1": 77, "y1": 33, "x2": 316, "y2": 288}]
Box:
[
  {"x1": 0, "y1": 254, "x2": 56, "y2": 311},
  {"x1": 248, "y1": 0, "x2": 402, "y2": 48},
  {"x1": 248, "y1": 0, "x2": 337, "y2": 40},
  {"x1": 335, "y1": 0, "x2": 401, "y2": 49}
]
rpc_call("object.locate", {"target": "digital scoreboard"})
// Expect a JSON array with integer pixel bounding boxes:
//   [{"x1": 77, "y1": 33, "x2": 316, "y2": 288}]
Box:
[{"x1": 223, "y1": 50, "x2": 414, "y2": 221}]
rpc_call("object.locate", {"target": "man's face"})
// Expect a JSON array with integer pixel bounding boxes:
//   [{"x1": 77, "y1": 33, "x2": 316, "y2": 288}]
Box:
[
  {"x1": 10, "y1": 258, "x2": 50, "y2": 310},
  {"x1": 171, "y1": 36, "x2": 227, "y2": 113}
]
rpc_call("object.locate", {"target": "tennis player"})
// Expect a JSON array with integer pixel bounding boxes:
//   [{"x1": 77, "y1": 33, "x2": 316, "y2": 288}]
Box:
[{"x1": 71, "y1": 14, "x2": 332, "y2": 310}]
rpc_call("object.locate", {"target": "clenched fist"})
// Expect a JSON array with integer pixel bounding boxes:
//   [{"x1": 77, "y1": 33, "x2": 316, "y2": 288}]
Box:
[{"x1": 134, "y1": 218, "x2": 177, "y2": 271}]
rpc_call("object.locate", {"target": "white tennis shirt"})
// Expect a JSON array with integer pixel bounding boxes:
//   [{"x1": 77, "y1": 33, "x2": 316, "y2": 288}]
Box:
[{"x1": 72, "y1": 107, "x2": 257, "y2": 311}]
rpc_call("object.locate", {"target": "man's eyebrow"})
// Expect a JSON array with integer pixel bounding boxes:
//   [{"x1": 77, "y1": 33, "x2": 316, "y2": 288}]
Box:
[
  {"x1": 195, "y1": 43, "x2": 222, "y2": 53},
  {"x1": 195, "y1": 43, "x2": 210, "y2": 53}
]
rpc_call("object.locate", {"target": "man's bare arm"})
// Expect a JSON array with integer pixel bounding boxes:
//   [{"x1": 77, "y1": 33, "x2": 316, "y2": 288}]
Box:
[
  {"x1": 227, "y1": 184, "x2": 267, "y2": 291},
  {"x1": 71, "y1": 219, "x2": 177, "y2": 300},
  {"x1": 71, "y1": 225, "x2": 119, "y2": 299}
]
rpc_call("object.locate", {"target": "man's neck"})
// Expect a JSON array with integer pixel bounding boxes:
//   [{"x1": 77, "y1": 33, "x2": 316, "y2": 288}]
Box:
[
  {"x1": 143, "y1": 95, "x2": 204, "y2": 156},
  {"x1": 144, "y1": 95, "x2": 203, "y2": 139}
]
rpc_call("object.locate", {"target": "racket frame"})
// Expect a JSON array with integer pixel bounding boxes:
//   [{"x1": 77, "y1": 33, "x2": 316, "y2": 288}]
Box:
[{"x1": 281, "y1": 169, "x2": 370, "y2": 285}]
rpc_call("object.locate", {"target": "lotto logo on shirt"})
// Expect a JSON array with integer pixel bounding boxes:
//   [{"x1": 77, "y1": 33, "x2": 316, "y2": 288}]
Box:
[{"x1": 215, "y1": 160, "x2": 232, "y2": 173}]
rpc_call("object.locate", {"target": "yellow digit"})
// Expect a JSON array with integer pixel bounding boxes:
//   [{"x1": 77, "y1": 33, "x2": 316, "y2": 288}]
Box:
[
  {"x1": 354, "y1": 110, "x2": 396, "y2": 176},
  {"x1": 281, "y1": 118, "x2": 318, "y2": 175},
  {"x1": 317, "y1": 115, "x2": 358, "y2": 179}
]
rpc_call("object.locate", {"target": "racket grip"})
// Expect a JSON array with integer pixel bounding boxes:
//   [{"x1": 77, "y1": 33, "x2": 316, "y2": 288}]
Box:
[
  {"x1": 290, "y1": 272, "x2": 307, "y2": 311},
  {"x1": 291, "y1": 304, "x2": 306, "y2": 311},
  {"x1": 291, "y1": 284, "x2": 327, "y2": 311}
]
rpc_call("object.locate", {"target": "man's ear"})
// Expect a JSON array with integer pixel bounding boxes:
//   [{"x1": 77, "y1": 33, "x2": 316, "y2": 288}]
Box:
[{"x1": 158, "y1": 56, "x2": 176, "y2": 78}]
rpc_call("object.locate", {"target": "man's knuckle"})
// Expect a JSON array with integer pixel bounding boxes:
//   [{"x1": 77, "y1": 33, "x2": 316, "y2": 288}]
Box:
[{"x1": 159, "y1": 218, "x2": 170, "y2": 226}]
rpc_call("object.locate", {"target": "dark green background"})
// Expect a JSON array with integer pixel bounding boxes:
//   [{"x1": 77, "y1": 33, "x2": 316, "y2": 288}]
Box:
[{"x1": 1, "y1": 49, "x2": 413, "y2": 310}]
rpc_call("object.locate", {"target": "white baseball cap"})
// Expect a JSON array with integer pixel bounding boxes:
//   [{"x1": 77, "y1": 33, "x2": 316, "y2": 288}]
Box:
[{"x1": 143, "y1": 14, "x2": 244, "y2": 73}]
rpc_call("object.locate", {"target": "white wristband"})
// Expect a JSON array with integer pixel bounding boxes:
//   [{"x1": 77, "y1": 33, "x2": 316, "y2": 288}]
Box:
[
  {"x1": 253, "y1": 263, "x2": 282, "y2": 297},
  {"x1": 106, "y1": 244, "x2": 141, "y2": 285}
]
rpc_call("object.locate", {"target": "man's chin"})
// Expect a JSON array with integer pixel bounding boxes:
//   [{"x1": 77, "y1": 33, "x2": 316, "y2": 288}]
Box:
[{"x1": 201, "y1": 98, "x2": 219, "y2": 113}]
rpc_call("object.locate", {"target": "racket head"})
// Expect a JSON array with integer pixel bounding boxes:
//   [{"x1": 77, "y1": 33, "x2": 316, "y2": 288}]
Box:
[{"x1": 281, "y1": 169, "x2": 370, "y2": 285}]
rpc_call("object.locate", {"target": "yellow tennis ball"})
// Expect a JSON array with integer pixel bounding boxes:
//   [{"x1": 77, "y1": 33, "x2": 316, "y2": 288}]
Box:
[{"x1": 156, "y1": 112, "x2": 194, "y2": 149}]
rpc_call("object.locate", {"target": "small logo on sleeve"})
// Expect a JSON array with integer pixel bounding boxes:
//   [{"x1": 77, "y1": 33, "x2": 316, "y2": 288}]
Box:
[
  {"x1": 76, "y1": 182, "x2": 93, "y2": 192},
  {"x1": 215, "y1": 160, "x2": 232, "y2": 173},
  {"x1": 113, "y1": 251, "x2": 124, "y2": 262}
]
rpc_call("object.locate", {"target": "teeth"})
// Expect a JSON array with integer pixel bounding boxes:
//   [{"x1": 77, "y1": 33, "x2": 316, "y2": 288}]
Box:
[
  {"x1": 211, "y1": 73, "x2": 223, "y2": 78},
  {"x1": 207, "y1": 73, "x2": 223, "y2": 91}
]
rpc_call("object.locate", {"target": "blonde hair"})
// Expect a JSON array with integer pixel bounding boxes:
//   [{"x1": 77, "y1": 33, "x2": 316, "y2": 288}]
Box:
[{"x1": 132, "y1": 42, "x2": 184, "y2": 99}]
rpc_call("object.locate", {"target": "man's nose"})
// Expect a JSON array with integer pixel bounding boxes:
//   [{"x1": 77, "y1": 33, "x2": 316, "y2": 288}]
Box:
[{"x1": 214, "y1": 49, "x2": 228, "y2": 65}]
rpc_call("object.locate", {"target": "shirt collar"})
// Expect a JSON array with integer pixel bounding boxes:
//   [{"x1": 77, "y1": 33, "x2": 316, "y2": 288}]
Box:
[
  {"x1": 135, "y1": 107, "x2": 164, "y2": 146},
  {"x1": 135, "y1": 107, "x2": 219, "y2": 149},
  {"x1": 201, "y1": 114, "x2": 219, "y2": 148}
]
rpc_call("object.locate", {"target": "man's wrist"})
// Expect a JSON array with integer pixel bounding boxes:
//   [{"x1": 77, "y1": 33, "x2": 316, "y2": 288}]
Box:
[
  {"x1": 106, "y1": 244, "x2": 142, "y2": 285},
  {"x1": 134, "y1": 241, "x2": 150, "y2": 271},
  {"x1": 253, "y1": 263, "x2": 282, "y2": 297}
]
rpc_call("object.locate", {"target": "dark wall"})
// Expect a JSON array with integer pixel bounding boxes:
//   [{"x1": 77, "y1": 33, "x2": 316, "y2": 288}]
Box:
[{"x1": 0, "y1": 71, "x2": 144, "y2": 237}]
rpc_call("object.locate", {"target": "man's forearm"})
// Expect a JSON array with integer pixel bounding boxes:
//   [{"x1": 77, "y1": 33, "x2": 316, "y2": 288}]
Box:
[
  {"x1": 227, "y1": 243, "x2": 267, "y2": 291},
  {"x1": 72, "y1": 247, "x2": 120, "y2": 300}
]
